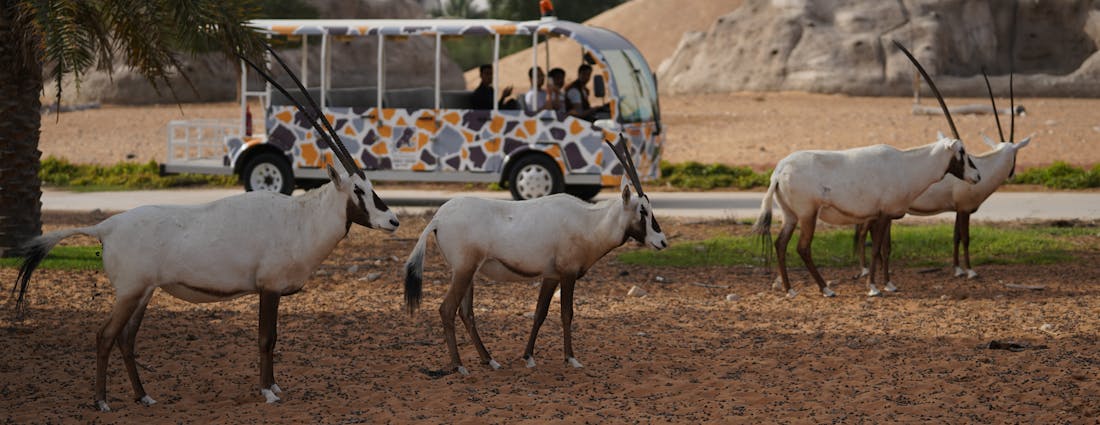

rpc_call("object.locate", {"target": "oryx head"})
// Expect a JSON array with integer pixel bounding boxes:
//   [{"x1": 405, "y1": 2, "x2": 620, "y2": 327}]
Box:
[
  {"x1": 978, "y1": 50, "x2": 1032, "y2": 179},
  {"x1": 327, "y1": 164, "x2": 399, "y2": 232},
  {"x1": 895, "y1": 40, "x2": 981, "y2": 185},
  {"x1": 240, "y1": 45, "x2": 399, "y2": 232},
  {"x1": 605, "y1": 135, "x2": 667, "y2": 250}
]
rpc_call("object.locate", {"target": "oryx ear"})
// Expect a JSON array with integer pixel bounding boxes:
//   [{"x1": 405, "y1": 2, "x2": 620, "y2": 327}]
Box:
[
  {"x1": 937, "y1": 131, "x2": 946, "y2": 141},
  {"x1": 621, "y1": 184, "x2": 632, "y2": 207},
  {"x1": 980, "y1": 133, "x2": 998, "y2": 149},
  {"x1": 1015, "y1": 135, "x2": 1032, "y2": 149},
  {"x1": 327, "y1": 164, "x2": 343, "y2": 189}
]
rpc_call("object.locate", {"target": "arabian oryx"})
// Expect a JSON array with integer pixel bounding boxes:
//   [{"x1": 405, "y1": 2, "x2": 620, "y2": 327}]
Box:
[
  {"x1": 855, "y1": 67, "x2": 1032, "y2": 280},
  {"x1": 750, "y1": 41, "x2": 982, "y2": 298},
  {"x1": 9, "y1": 45, "x2": 397, "y2": 411},
  {"x1": 403, "y1": 136, "x2": 667, "y2": 375}
]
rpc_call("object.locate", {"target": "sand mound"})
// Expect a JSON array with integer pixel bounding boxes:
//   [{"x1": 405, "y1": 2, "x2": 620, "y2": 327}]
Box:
[
  {"x1": 661, "y1": 0, "x2": 1100, "y2": 96},
  {"x1": 462, "y1": 0, "x2": 743, "y2": 91}
]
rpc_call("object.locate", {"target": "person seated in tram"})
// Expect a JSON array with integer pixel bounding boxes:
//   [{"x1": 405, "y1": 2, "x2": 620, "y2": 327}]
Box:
[
  {"x1": 471, "y1": 64, "x2": 514, "y2": 110},
  {"x1": 564, "y1": 64, "x2": 607, "y2": 121},
  {"x1": 546, "y1": 67, "x2": 567, "y2": 114},
  {"x1": 523, "y1": 66, "x2": 564, "y2": 114}
]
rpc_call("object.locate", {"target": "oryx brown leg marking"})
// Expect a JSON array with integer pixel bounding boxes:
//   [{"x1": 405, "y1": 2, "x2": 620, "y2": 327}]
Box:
[
  {"x1": 457, "y1": 282, "x2": 496, "y2": 369},
  {"x1": 117, "y1": 288, "x2": 156, "y2": 404},
  {"x1": 796, "y1": 214, "x2": 829, "y2": 294},
  {"x1": 952, "y1": 213, "x2": 963, "y2": 273},
  {"x1": 96, "y1": 291, "x2": 144, "y2": 411},
  {"x1": 882, "y1": 220, "x2": 896, "y2": 291},
  {"x1": 559, "y1": 274, "x2": 582, "y2": 367},
  {"x1": 960, "y1": 212, "x2": 973, "y2": 273},
  {"x1": 258, "y1": 290, "x2": 281, "y2": 400},
  {"x1": 523, "y1": 278, "x2": 561, "y2": 367},
  {"x1": 774, "y1": 217, "x2": 797, "y2": 294},
  {"x1": 439, "y1": 265, "x2": 477, "y2": 374},
  {"x1": 854, "y1": 223, "x2": 870, "y2": 279},
  {"x1": 867, "y1": 219, "x2": 888, "y2": 296}
]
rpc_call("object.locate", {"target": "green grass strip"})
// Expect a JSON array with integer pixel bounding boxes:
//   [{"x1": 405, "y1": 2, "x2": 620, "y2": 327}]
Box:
[
  {"x1": 0, "y1": 246, "x2": 104, "y2": 271},
  {"x1": 619, "y1": 225, "x2": 1092, "y2": 268},
  {"x1": 40, "y1": 157, "x2": 237, "y2": 192}
]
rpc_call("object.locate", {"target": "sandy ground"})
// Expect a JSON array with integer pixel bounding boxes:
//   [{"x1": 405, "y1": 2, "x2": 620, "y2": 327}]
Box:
[
  {"x1": 1, "y1": 212, "x2": 1098, "y2": 422},
  {"x1": 38, "y1": 93, "x2": 1100, "y2": 170}
]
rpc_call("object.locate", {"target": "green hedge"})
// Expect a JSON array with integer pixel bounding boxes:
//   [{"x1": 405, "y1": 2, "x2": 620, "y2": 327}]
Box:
[{"x1": 40, "y1": 157, "x2": 237, "y2": 191}]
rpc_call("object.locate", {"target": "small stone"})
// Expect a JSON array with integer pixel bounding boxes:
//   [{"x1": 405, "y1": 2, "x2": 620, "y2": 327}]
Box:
[
  {"x1": 366, "y1": 272, "x2": 382, "y2": 282},
  {"x1": 725, "y1": 294, "x2": 740, "y2": 302},
  {"x1": 940, "y1": 294, "x2": 950, "y2": 300},
  {"x1": 636, "y1": 332, "x2": 648, "y2": 337},
  {"x1": 1045, "y1": 119, "x2": 1058, "y2": 126},
  {"x1": 654, "y1": 276, "x2": 671, "y2": 284},
  {"x1": 627, "y1": 286, "x2": 647, "y2": 297},
  {"x1": 1039, "y1": 323, "x2": 1055, "y2": 332},
  {"x1": 390, "y1": 256, "x2": 400, "y2": 262},
  {"x1": 346, "y1": 265, "x2": 360, "y2": 274},
  {"x1": 431, "y1": 280, "x2": 442, "y2": 286},
  {"x1": 523, "y1": 312, "x2": 536, "y2": 319}
]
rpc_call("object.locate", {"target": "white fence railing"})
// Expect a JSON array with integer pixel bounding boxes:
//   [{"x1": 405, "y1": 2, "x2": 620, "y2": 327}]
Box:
[{"x1": 166, "y1": 119, "x2": 240, "y2": 163}]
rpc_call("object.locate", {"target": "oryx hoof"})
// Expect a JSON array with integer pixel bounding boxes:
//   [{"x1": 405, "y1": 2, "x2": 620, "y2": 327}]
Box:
[
  {"x1": 867, "y1": 285, "x2": 882, "y2": 297},
  {"x1": 884, "y1": 281, "x2": 898, "y2": 293},
  {"x1": 488, "y1": 359, "x2": 502, "y2": 370},
  {"x1": 138, "y1": 395, "x2": 157, "y2": 406},
  {"x1": 954, "y1": 267, "x2": 966, "y2": 278},
  {"x1": 567, "y1": 357, "x2": 584, "y2": 368},
  {"x1": 785, "y1": 288, "x2": 799, "y2": 299},
  {"x1": 96, "y1": 400, "x2": 111, "y2": 412},
  {"x1": 966, "y1": 269, "x2": 978, "y2": 279},
  {"x1": 455, "y1": 366, "x2": 470, "y2": 376},
  {"x1": 854, "y1": 267, "x2": 870, "y2": 279},
  {"x1": 822, "y1": 287, "x2": 836, "y2": 298},
  {"x1": 271, "y1": 383, "x2": 282, "y2": 393},
  {"x1": 525, "y1": 356, "x2": 537, "y2": 368},
  {"x1": 771, "y1": 276, "x2": 783, "y2": 290},
  {"x1": 262, "y1": 388, "x2": 281, "y2": 404}
]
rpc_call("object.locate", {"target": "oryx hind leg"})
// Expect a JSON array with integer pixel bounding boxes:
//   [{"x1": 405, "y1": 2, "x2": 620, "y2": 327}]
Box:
[
  {"x1": 853, "y1": 223, "x2": 871, "y2": 279},
  {"x1": 866, "y1": 220, "x2": 887, "y2": 297},
  {"x1": 457, "y1": 282, "x2": 499, "y2": 370},
  {"x1": 796, "y1": 215, "x2": 834, "y2": 297},
  {"x1": 117, "y1": 288, "x2": 157, "y2": 407},
  {"x1": 95, "y1": 289, "x2": 145, "y2": 412},
  {"x1": 953, "y1": 214, "x2": 965, "y2": 277},
  {"x1": 439, "y1": 265, "x2": 477, "y2": 376},
  {"x1": 959, "y1": 212, "x2": 977, "y2": 279},
  {"x1": 523, "y1": 278, "x2": 560, "y2": 368},
  {"x1": 774, "y1": 211, "x2": 798, "y2": 298}
]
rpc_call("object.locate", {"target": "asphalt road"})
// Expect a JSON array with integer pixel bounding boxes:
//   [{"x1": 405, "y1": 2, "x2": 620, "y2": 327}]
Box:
[{"x1": 39, "y1": 187, "x2": 1100, "y2": 223}]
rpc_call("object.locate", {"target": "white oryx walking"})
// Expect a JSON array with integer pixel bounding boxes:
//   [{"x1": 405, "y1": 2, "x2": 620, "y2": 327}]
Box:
[
  {"x1": 403, "y1": 136, "x2": 667, "y2": 375},
  {"x1": 751, "y1": 41, "x2": 982, "y2": 298},
  {"x1": 9, "y1": 46, "x2": 397, "y2": 411},
  {"x1": 856, "y1": 68, "x2": 1032, "y2": 280}
]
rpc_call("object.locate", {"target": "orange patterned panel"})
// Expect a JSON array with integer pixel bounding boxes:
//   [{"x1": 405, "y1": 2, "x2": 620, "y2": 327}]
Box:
[
  {"x1": 489, "y1": 116, "x2": 505, "y2": 133},
  {"x1": 344, "y1": 125, "x2": 356, "y2": 136},
  {"x1": 602, "y1": 175, "x2": 623, "y2": 186},
  {"x1": 397, "y1": 117, "x2": 407, "y2": 126},
  {"x1": 275, "y1": 110, "x2": 293, "y2": 123},
  {"x1": 382, "y1": 109, "x2": 395, "y2": 120},
  {"x1": 372, "y1": 143, "x2": 388, "y2": 156},
  {"x1": 491, "y1": 25, "x2": 517, "y2": 35},
  {"x1": 412, "y1": 162, "x2": 426, "y2": 171},
  {"x1": 300, "y1": 144, "x2": 319, "y2": 167},
  {"x1": 570, "y1": 120, "x2": 585, "y2": 135},
  {"x1": 484, "y1": 138, "x2": 500, "y2": 153},
  {"x1": 443, "y1": 112, "x2": 460, "y2": 126},
  {"x1": 378, "y1": 125, "x2": 392, "y2": 138},
  {"x1": 523, "y1": 120, "x2": 537, "y2": 137}
]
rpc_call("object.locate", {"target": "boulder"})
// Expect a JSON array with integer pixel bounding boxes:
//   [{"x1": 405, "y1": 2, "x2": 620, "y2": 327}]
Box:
[{"x1": 660, "y1": 0, "x2": 1100, "y2": 97}]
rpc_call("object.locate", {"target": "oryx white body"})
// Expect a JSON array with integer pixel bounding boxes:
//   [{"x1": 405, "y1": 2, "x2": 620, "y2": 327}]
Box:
[
  {"x1": 12, "y1": 170, "x2": 397, "y2": 411},
  {"x1": 404, "y1": 143, "x2": 666, "y2": 375},
  {"x1": 857, "y1": 137, "x2": 1032, "y2": 279},
  {"x1": 752, "y1": 138, "x2": 980, "y2": 298}
]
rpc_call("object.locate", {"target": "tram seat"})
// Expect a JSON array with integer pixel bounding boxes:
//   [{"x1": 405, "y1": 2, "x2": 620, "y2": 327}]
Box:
[
  {"x1": 269, "y1": 87, "x2": 322, "y2": 107},
  {"x1": 383, "y1": 88, "x2": 435, "y2": 109}
]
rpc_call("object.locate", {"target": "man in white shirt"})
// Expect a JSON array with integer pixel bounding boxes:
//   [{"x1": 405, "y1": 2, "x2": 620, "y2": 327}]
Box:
[{"x1": 523, "y1": 66, "x2": 547, "y2": 113}]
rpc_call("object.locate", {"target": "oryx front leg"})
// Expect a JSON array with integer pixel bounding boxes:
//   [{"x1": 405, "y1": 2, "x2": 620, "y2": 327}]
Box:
[
  {"x1": 117, "y1": 289, "x2": 156, "y2": 407},
  {"x1": 439, "y1": 266, "x2": 477, "y2": 376},
  {"x1": 95, "y1": 290, "x2": 144, "y2": 412},
  {"x1": 959, "y1": 212, "x2": 977, "y2": 279},
  {"x1": 796, "y1": 215, "x2": 834, "y2": 298},
  {"x1": 866, "y1": 220, "x2": 888, "y2": 297},
  {"x1": 558, "y1": 274, "x2": 583, "y2": 368},
  {"x1": 523, "y1": 278, "x2": 561, "y2": 369},
  {"x1": 881, "y1": 220, "x2": 898, "y2": 292},
  {"x1": 457, "y1": 283, "x2": 498, "y2": 370},
  {"x1": 258, "y1": 291, "x2": 282, "y2": 403},
  {"x1": 853, "y1": 223, "x2": 871, "y2": 279}
]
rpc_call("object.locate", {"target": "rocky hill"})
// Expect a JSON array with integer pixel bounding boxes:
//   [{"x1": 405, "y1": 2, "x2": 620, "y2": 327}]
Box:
[
  {"x1": 43, "y1": 0, "x2": 466, "y2": 105},
  {"x1": 659, "y1": 0, "x2": 1100, "y2": 97}
]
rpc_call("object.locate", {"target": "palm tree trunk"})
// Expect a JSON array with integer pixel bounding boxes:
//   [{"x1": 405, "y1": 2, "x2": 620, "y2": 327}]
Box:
[{"x1": 0, "y1": 6, "x2": 43, "y2": 256}]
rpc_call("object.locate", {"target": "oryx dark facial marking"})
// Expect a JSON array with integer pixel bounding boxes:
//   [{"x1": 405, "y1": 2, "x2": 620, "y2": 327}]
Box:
[
  {"x1": 346, "y1": 187, "x2": 372, "y2": 232},
  {"x1": 946, "y1": 146, "x2": 968, "y2": 180}
]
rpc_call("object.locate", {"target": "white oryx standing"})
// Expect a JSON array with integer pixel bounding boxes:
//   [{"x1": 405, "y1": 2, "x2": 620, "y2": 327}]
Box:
[
  {"x1": 750, "y1": 41, "x2": 982, "y2": 298},
  {"x1": 856, "y1": 69, "x2": 1032, "y2": 280},
  {"x1": 403, "y1": 136, "x2": 667, "y2": 375},
  {"x1": 9, "y1": 46, "x2": 397, "y2": 411}
]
